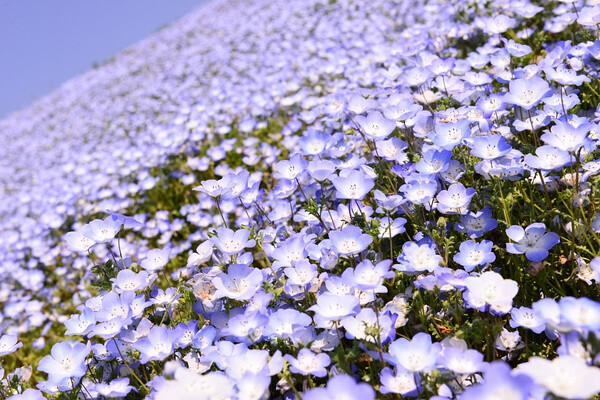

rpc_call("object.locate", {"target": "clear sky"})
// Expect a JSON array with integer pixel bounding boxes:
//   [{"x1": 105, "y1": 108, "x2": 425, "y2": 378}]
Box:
[{"x1": 0, "y1": 0, "x2": 208, "y2": 119}]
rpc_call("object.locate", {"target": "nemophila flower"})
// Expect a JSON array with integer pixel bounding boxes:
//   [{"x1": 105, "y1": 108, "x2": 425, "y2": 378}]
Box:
[
  {"x1": 545, "y1": 64, "x2": 590, "y2": 86},
  {"x1": 428, "y1": 56, "x2": 455, "y2": 76},
  {"x1": 285, "y1": 348, "x2": 330, "y2": 377},
  {"x1": 582, "y1": 160, "x2": 600, "y2": 183},
  {"x1": 298, "y1": 130, "x2": 331, "y2": 156},
  {"x1": 531, "y1": 297, "x2": 572, "y2": 333},
  {"x1": 272, "y1": 181, "x2": 297, "y2": 202},
  {"x1": 439, "y1": 346, "x2": 485, "y2": 374},
  {"x1": 387, "y1": 332, "x2": 441, "y2": 373},
  {"x1": 270, "y1": 234, "x2": 309, "y2": 268},
  {"x1": 235, "y1": 373, "x2": 271, "y2": 400},
  {"x1": 375, "y1": 138, "x2": 408, "y2": 163},
  {"x1": 192, "y1": 325, "x2": 217, "y2": 351},
  {"x1": 544, "y1": 93, "x2": 580, "y2": 118},
  {"x1": 342, "y1": 308, "x2": 394, "y2": 343},
  {"x1": 224, "y1": 348, "x2": 282, "y2": 380},
  {"x1": 516, "y1": 2, "x2": 544, "y2": 18},
  {"x1": 350, "y1": 259, "x2": 394, "y2": 292},
  {"x1": 132, "y1": 325, "x2": 180, "y2": 364},
  {"x1": 210, "y1": 227, "x2": 256, "y2": 255},
  {"x1": 63, "y1": 308, "x2": 96, "y2": 336},
  {"x1": 469, "y1": 135, "x2": 512, "y2": 160},
  {"x1": 323, "y1": 93, "x2": 347, "y2": 117},
  {"x1": 517, "y1": 356, "x2": 600, "y2": 399},
  {"x1": 545, "y1": 92, "x2": 580, "y2": 116},
  {"x1": 64, "y1": 230, "x2": 95, "y2": 252},
  {"x1": 514, "y1": 110, "x2": 551, "y2": 132},
  {"x1": 0, "y1": 334, "x2": 22, "y2": 356},
  {"x1": 558, "y1": 296, "x2": 600, "y2": 331},
  {"x1": 503, "y1": 76, "x2": 553, "y2": 110},
  {"x1": 151, "y1": 287, "x2": 180, "y2": 306},
  {"x1": 303, "y1": 374, "x2": 375, "y2": 400},
  {"x1": 430, "y1": 119, "x2": 470, "y2": 150},
  {"x1": 587, "y1": 40, "x2": 600, "y2": 61},
  {"x1": 463, "y1": 271, "x2": 518, "y2": 315},
  {"x1": 400, "y1": 177, "x2": 438, "y2": 205},
  {"x1": 329, "y1": 168, "x2": 374, "y2": 200},
  {"x1": 577, "y1": 257, "x2": 600, "y2": 284},
  {"x1": 392, "y1": 162, "x2": 416, "y2": 179},
  {"x1": 265, "y1": 308, "x2": 311, "y2": 339},
  {"x1": 329, "y1": 225, "x2": 372, "y2": 255},
  {"x1": 284, "y1": 259, "x2": 317, "y2": 287},
  {"x1": 464, "y1": 71, "x2": 493, "y2": 86},
  {"x1": 379, "y1": 367, "x2": 420, "y2": 396},
  {"x1": 436, "y1": 183, "x2": 476, "y2": 215},
  {"x1": 154, "y1": 368, "x2": 234, "y2": 400},
  {"x1": 506, "y1": 223, "x2": 560, "y2": 262},
  {"x1": 82, "y1": 216, "x2": 122, "y2": 243},
  {"x1": 513, "y1": 64, "x2": 540, "y2": 80},
  {"x1": 480, "y1": 14, "x2": 516, "y2": 34},
  {"x1": 453, "y1": 240, "x2": 495, "y2": 272},
  {"x1": 194, "y1": 178, "x2": 227, "y2": 197},
  {"x1": 140, "y1": 248, "x2": 170, "y2": 271},
  {"x1": 325, "y1": 274, "x2": 354, "y2": 296},
  {"x1": 308, "y1": 293, "x2": 360, "y2": 323},
  {"x1": 540, "y1": 120, "x2": 593, "y2": 153},
  {"x1": 440, "y1": 159, "x2": 465, "y2": 184},
  {"x1": 7, "y1": 389, "x2": 45, "y2": 400},
  {"x1": 38, "y1": 341, "x2": 89, "y2": 385},
  {"x1": 238, "y1": 180, "x2": 263, "y2": 207},
  {"x1": 218, "y1": 170, "x2": 250, "y2": 200},
  {"x1": 212, "y1": 264, "x2": 263, "y2": 301},
  {"x1": 502, "y1": 38, "x2": 532, "y2": 57},
  {"x1": 95, "y1": 291, "x2": 134, "y2": 323},
  {"x1": 106, "y1": 210, "x2": 143, "y2": 230},
  {"x1": 373, "y1": 190, "x2": 405, "y2": 213},
  {"x1": 111, "y1": 269, "x2": 149, "y2": 293},
  {"x1": 88, "y1": 377, "x2": 134, "y2": 398},
  {"x1": 556, "y1": 331, "x2": 591, "y2": 361},
  {"x1": 477, "y1": 93, "x2": 506, "y2": 118},
  {"x1": 509, "y1": 306, "x2": 546, "y2": 334},
  {"x1": 495, "y1": 328, "x2": 524, "y2": 352},
  {"x1": 173, "y1": 320, "x2": 199, "y2": 348},
  {"x1": 377, "y1": 217, "x2": 407, "y2": 239},
  {"x1": 461, "y1": 362, "x2": 535, "y2": 400},
  {"x1": 383, "y1": 100, "x2": 422, "y2": 121},
  {"x1": 415, "y1": 149, "x2": 452, "y2": 174},
  {"x1": 524, "y1": 145, "x2": 573, "y2": 171},
  {"x1": 91, "y1": 318, "x2": 124, "y2": 339},
  {"x1": 395, "y1": 241, "x2": 442, "y2": 273},
  {"x1": 405, "y1": 66, "x2": 432, "y2": 87},
  {"x1": 355, "y1": 110, "x2": 396, "y2": 140},
  {"x1": 186, "y1": 240, "x2": 214, "y2": 267},
  {"x1": 347, "y1": 94, "x2": 377, "y2": 115},
  {"x1": 578, "y1": 5, "x2": 600, "y2": 27},
  {"x1": 475, "y1": 153, "x2": 525, "y2": 181},
  {"x1": 335, "y1": 201, "x2": 373, "y2": 225},
  {"x1": 221, "y1": 309, "x2": 268, "y2": 341},
  {"x1": 307, "y1": 159, "x2": 336, "y2": 181},
  {"x1": 273, "y1": 153, "x2": 308, "y2": 180},
  {"x1": 455, "y1": 207, "x2": 498, "y2": 238}
]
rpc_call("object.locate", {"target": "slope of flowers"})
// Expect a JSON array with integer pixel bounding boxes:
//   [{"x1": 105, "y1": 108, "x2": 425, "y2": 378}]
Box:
[{"x1": 2, "y1": 0, "x2": 600, "y2": 398}]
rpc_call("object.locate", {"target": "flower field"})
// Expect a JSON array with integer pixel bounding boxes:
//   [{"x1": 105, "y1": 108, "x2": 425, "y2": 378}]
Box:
[{"x1": 2, "y1": 0, "x2": 600, "y2": 398}]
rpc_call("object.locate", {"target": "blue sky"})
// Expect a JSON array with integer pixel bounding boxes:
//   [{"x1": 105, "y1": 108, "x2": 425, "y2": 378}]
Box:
[{"x1": 0, "y1": 0, "x2": 208, "y2": 119}]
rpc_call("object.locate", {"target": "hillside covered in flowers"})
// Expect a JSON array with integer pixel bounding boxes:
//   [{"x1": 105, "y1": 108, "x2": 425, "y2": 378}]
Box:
[{"x1": 2, "y1": 0, "x2": 600, "y2": 398}]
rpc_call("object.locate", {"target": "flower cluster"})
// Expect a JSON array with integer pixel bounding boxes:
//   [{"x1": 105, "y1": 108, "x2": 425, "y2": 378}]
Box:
[{"x1": 1, "y1": 0, "x2": 600, "y2": 399}]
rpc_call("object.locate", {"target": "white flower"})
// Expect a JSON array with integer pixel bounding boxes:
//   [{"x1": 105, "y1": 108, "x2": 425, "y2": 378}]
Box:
[
  {"x1": 0, "y1": 334, "x2": 22, "y2": 356},
  {"x1": 517, "y1": 356, "x2": 600, "y2": 399}
]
